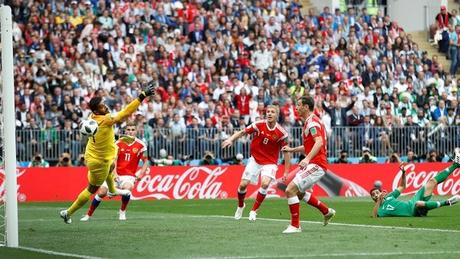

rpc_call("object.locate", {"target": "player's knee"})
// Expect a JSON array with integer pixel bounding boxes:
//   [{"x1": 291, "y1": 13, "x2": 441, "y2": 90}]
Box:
[
  {"x1": 98, "y1": 189, "x2": 108, "y2": 197},
  {"x1": 239, "y1": 183, "x2": 248, "y2": 191},
  {"x1": 285, "y1": 184, "x2": 297, "y2": 197},
  {"x1": 87, "y1": 184, "x2": 100, "y2": 194},
  {"x1": 415, "y1": 201, "x2": 425, "y2": 208},
  {"x1": 123, "y1": 184, "x2": 134, "y2": 191},
  {"x1": 260, "y1": 183, "x2": 269, "y2": 189}
]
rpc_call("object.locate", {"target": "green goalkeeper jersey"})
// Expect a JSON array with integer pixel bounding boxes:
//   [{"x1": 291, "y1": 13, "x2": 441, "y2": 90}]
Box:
[{"x1": 377, "y1": 189, "x2": 414, "y2": 217}]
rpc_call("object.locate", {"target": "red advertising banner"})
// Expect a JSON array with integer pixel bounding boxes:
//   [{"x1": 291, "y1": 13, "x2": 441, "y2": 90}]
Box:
[{"x1": 0, "y1": 163, "x2": 459, "y2": 202}]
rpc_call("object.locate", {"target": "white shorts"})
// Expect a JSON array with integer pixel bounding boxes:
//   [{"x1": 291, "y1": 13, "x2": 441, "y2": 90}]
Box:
[
  {"x1": 241, "y1": 157, "x2": 278, "y2": 185},
  {"x1": 102, "y1": 175, "x2": 136, "y2": 189},
  {"x1": 292, "y1": 163, "x2": 325, "y2": 193}
]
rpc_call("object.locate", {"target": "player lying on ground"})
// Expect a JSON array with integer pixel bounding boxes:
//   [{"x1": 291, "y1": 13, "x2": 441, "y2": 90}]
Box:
[
  {"x1": 81, "y1": 121, "x2": 149, "y2": 221},
  {"x1": 281, "y1": 96, "x2": 335, "y2": 234},
  {"x1": 60, "y1": 83, "x2": 155, "y2": 224},
  {"x1": 371, "y1": 152, "x2": 460, "y2": 217},
  {"x1": 222, "y1": 105, "x2": 290, "y2": 221}
]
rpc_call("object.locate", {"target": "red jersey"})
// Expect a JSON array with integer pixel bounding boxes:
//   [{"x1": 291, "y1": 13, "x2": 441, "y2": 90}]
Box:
[
  {"x1": 245, "y1": 120, "x2": 288, "y2": 165},
  {"x1": 116, "y1": 137, "x2": 147, "y2": 176},
  {"x1": 303, "y1": 114, "x2": 328, "y2": 169}
]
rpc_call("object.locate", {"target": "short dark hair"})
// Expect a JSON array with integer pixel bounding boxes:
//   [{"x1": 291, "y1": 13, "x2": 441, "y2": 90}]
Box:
[
  {"x1": 369, "y1": 187, "x2": 380, "y2": 196},
  {"x1": 89, "y1": 97, "x2": 103, "y2": 112},
  {"x1": 298, "y1": 96, "x2": 315, "y2": 111}
]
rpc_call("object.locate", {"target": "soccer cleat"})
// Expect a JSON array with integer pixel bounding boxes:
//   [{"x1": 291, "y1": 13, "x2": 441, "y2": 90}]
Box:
[
  {"x1": 453, "y1": 148, "x2": 460, "y2": 164},
  {"x1": 108, "y1": 189, "x2": 132, "y2": 198},
  {"x1": 119, "y1": 210, "x2": 127, "y2": 221},
  {"x1": 234, "y1": 203, "x2": 245, "y2": 220},
  {"x1": 323, "y1": 208, "x2": 336, "y2": 226},
  {"x1": 248, "y1": 210, "x2": 257, "y2": 222},
  {"x1": 447, "y1": 195, "x2": 460, "y2": 206},
  {"x1": 80, "y1": 215, "x2": 91, "y2": 221},
  {"x1": 59, "y1": 210, "x2": 72, "y2": 224},
  {"x1": 282, "y1": 225, "x2": 302, "y2": 234}
]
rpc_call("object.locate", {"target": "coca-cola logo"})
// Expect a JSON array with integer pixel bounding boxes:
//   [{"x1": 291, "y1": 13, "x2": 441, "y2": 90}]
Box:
[
  {"x1": 0, "y1": 168, "x2": 28, "y2": 202},
  {"x1": 132, "y1": 167, "x2": 228, "y2": 200},
  {"x1": 393, "y1": 163, "x2": 460, "y2": 195}
]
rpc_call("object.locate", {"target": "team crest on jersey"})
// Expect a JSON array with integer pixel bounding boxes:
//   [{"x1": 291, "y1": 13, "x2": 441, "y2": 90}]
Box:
[{"x1": 132, "y1": 148, "x2": 139, "y2": 154}]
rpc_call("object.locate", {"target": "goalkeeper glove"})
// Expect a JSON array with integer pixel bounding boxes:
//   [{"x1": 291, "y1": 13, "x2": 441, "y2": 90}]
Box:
[{"x1": 138, "y1": 81, "x2": 156, "y2": 101}]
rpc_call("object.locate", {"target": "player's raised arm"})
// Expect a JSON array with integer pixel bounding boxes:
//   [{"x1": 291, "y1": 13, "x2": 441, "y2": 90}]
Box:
[
  {"x1": 222, "y1": 129, "x2": 247, "y2": 149},
  {"x1": 223, "y1": 121, "x2": 260, "y2": 149},
  {"x1": 397, "y1": 163, "x2": 407, "y2": 192},
  {"x1": 109, "y1": 83, "x2": 156, "y2": 125}
]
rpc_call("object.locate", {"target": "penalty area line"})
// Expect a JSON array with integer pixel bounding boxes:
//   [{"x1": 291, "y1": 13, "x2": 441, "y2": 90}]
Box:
[{"x1": 17, "y1": 246, "x2": 105, "y2": 259}]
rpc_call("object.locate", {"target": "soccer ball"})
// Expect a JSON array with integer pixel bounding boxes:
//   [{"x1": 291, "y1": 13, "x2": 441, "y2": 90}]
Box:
[{"x1": 80, "y1": 119, "x2": 98, "y2": 136}]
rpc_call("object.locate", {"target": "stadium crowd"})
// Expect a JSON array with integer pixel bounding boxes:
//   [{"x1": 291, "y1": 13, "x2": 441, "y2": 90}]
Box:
[{"x1": 9, "y1": 0, "x2": 460, "y2": 166}]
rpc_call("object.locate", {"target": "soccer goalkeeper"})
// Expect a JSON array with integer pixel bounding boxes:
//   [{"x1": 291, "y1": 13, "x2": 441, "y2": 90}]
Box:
[
  {"x1": 371, "y1": 149, "x2": 460, "y2": 218},
  {"x1": 60, "y1": 83, "x2": 156, "y2": 224}
]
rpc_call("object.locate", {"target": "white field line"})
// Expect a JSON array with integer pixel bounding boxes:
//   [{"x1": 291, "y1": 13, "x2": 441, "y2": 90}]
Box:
[
  {"x1": 17, "y1": 246, "x2": 105, "y2": 259},
  {"x1": 193, "y1": 250, "x2": 460, "y2": 259},
  {"x1": 12, "y1": 213, "x2": 460, "y2": 259},
  {"x1": 18, "y1": 210, "x2": 460, "y2": 233},
  {"x1": 187, "y1": 214, "x2": 460, "y2": 233}
]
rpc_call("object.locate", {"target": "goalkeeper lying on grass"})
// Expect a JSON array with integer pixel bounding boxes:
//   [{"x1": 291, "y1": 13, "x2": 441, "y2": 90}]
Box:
[{"x1": 370, "y1": 148, "x2": 460, "y2": 217}]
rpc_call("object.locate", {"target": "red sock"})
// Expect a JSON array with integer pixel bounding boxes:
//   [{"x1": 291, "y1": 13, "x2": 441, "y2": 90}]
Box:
[
  {"x1": 251, "y1": 190, "x2": 267, "y2": 211},
  {"x1": 237, "y1": 190, "x2": 246, "y2": 208},
  {"x1": 87, "y1": 196, "x2": 101, "y2": 216},
  {"x1": 289, "y1": 203, "x2": 300, "y2": 228},
  {"x1": 306, "y1": 194, "x2": 329, "y2": 215},
  {"x1": 120, "y1": 195, "x2": 130, "y2": 211}
]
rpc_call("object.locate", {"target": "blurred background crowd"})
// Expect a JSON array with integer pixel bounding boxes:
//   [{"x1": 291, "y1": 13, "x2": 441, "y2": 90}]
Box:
[{"x1": 7, "y1": 0, "x2": 460, "y2": 166}]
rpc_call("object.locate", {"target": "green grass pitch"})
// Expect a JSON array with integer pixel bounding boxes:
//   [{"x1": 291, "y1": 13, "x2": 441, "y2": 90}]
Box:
[{"x1": 1, "y1": 197, "x2": 459, "y2": 258}]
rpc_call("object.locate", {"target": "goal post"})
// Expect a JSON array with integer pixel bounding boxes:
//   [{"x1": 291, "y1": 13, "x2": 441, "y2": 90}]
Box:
[{"x1": 1, "y1": 5, "x2": 19, "y2": 247}]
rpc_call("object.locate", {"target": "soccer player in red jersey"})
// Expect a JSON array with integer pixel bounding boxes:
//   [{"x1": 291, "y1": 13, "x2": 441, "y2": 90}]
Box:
[
  {"x1": 81, "y1": 121, "x2": 149, "y2": 221},
  {"x1": 222, "y1": 105, "x2": 290, "y2": 221},
  {"x1": 281, "y1": 96, "x2": 336, "y2": 233}
]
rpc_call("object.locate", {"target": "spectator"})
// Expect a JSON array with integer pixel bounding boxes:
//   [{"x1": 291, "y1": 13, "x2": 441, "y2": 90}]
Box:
[
  {"x1": 448, "y1": 25, "x2": 459, "y2": 76},
  {"x1": 431, "y1": 100, "x2": 448, "y2": 121},
  {"x1": 9, "y1": 0, "x2": 458, "y2": 164},
  {"x1": 153, "y1": 149, "x2": 181, "y2": 166},
  {"x1": 359, "y1": 147, "x2": 377, "y2": 163},
  {"x1": 426, "y1": 149, "x2": 443, "y2": 162},
  {"x1": 200, "y1": 151, "x2": 218, "y2": 165},
  {"x1": 386, "y1": 152, "x2": 402, "y2": 163},
  {"x1": 433, "y1": 6, "x2": 451, "y2": 53},
  {"x1": 334, "y1": 150, "x2": 350, "y2": 164},
  {"x1": 28, "y1": 153, "x2": 49, "y2": 168},
  {"x1": 222, "y1": 153, "x2": 245, "y2": 165},
  {"x1": 56, "y1": 152, "x2": 72, "y2": 167},
  {"x1": 404, "y1": 150, "x2": 420, "y2": 163}
]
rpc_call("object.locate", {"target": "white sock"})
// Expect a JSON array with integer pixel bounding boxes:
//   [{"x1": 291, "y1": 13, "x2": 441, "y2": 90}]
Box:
[
  {"x1": 288, "y1": 196, "x2": 300, "y2": 205},
  {"x1": 259, "y1": 187, "x2": 268, "y2": 195},
  {"x1": 303, "y1": 192, "x2": 312, "y2": 203},
  {"x1": 94, "y1": 194, "x2": 102, "y2": 201}
]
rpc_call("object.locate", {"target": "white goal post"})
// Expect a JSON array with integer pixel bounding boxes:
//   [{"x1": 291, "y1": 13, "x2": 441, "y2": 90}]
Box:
[{"x1": 1, "y1": 5, "x2": 19, "y2": 247}]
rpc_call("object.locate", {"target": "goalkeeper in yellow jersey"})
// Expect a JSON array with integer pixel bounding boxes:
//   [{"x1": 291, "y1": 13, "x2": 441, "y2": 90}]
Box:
[{"x1": 59, "y1": 84, "x2": 156, "y2": 224}]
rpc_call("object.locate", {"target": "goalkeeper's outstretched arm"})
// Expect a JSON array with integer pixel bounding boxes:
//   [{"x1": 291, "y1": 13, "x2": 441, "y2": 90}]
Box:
[{"x1": 109, "y1": 83, "x2": 157, "y2": 125}]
